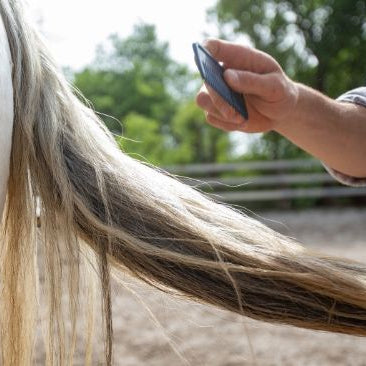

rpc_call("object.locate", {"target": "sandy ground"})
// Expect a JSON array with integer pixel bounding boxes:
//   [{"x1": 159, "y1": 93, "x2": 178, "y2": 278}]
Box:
[{"x1": 36, "y1": 208, "x2": 366, "y2": 365}]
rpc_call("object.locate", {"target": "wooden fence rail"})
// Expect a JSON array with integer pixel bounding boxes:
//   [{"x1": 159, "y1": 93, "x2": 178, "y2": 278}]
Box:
[{"x1": 164, "y1": 159, "x2": 366, "y2": 203}]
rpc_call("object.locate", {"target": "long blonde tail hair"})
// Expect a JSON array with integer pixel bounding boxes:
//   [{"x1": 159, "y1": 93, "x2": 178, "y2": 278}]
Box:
[{"x1": 0, "y1": 1, "x2": 366, "y2": 365}]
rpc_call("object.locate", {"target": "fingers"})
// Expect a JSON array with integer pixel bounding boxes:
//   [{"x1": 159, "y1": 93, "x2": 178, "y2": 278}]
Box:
[
  {"x1": 206, "y1": 114, "x2": 247, "y2": 132},
  {"x1": 195, "y1": 84, "x2": 212, "y2": 111},
  {"x1": 224, "y1": 70, "x2": 286, "y2": 101},
  {"x1": 204, "y1": 38, "x2": 281, "y2": 74},
  {"x1": 196, "y1": 84, "x2": 275, "y2": 133},
  {"x1": 196, "y1": 84, "x2": 248, "y2": 133},
  {"x1": 196, "y1": 83, "x2": 247, "y2": 124}
]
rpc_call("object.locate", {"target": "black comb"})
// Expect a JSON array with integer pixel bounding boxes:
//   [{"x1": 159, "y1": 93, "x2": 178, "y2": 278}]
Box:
[{"x1": 193, "y1": 42, "x2": 248, "y2": 120}]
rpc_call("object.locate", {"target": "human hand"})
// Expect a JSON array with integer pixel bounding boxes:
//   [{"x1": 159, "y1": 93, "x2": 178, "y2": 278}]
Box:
[{"x1": 195, "y1": 39, "x2": 299, "y2": 133}]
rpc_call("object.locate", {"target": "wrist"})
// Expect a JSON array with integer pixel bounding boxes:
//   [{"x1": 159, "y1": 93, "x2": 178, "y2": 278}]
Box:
[{"x1": 272, "y1": 80, "x2": 301, "y2": 133}]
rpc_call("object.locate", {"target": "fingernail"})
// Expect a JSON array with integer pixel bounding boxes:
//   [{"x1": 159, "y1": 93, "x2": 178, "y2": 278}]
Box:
[
  {"x1": 203, "y1": 38, "x2": 217, "y2": 54},
  {"x1": 202, "y1": 39, "x2": 210, "y2": 47}
]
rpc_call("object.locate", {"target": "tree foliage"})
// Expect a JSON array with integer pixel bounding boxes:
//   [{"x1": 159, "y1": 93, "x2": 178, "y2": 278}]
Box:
[
  {"x1": 171, "y1": 101, "x2": 230, "y2": 164},
  {"x1": 73, "y1": 23, "x2": 182, "y2": 133},
  {"x1": 116, "y1": 113, "x2": 168, "y2": 165},
  {"x1": 73, "y1": 23, "x2": 230, "y2": 165}
]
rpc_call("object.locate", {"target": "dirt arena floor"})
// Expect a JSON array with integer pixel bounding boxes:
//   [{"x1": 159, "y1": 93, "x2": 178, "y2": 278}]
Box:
[{"x1": 36, "y1": 207, "x2": 366, "y2": 365}]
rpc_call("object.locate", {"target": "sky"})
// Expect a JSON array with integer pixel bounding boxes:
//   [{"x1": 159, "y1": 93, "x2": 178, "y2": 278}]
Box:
[{"x1": 28, "y1": 0, "x2": 219, "y2": 71}]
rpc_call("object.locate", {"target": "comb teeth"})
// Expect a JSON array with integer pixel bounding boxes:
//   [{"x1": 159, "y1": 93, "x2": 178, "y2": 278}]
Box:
[{"x1": 193, "y1": 43, "x2": 248, "y2": 120}]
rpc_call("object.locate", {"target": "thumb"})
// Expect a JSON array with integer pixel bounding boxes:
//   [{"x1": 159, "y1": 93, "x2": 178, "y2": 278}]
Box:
[{"x1": 224, "y1": 69, "x2": 280, "y2": 98}]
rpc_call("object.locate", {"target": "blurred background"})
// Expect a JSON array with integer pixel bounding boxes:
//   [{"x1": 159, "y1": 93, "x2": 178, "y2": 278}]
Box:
[
  {"x1": 30, "y1": 0, "x2": 366, "y2": 211},
  {"x1": 29, "y1": 1, "x2": 366, "y2": 365}
]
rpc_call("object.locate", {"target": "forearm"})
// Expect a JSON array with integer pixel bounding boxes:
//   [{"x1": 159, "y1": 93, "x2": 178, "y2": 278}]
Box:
[{"x1": 274, "y1": 83, "x2": 366, "y2": 178}]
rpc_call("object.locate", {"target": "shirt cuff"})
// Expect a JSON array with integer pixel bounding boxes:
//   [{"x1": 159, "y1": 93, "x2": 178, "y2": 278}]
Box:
[{"x1": 321, "y1": 87, "x2": 366, "y2": 187}]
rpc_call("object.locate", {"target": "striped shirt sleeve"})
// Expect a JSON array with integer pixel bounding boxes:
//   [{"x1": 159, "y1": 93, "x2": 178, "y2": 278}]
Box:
[{"x1": 321, "y1": 87, "x2": 366, "y2": 187}]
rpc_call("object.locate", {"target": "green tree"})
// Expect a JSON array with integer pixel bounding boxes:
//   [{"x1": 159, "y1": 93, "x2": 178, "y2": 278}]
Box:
[
  {"x1": 73, "y1": 22, "x2": 233, "y2": 165},
  {"x1": 171, "y1": 100, "x2": 230, "y2": 164},
  {"x1": 73, "y1": 23, "x2": 192, "y2": 134},
  {"x1": 209, "y1": 0, "x2": 366, "y2": 159},
  {"x1": 116, "y1": 113, "x2": 169, "y2": 165}
]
